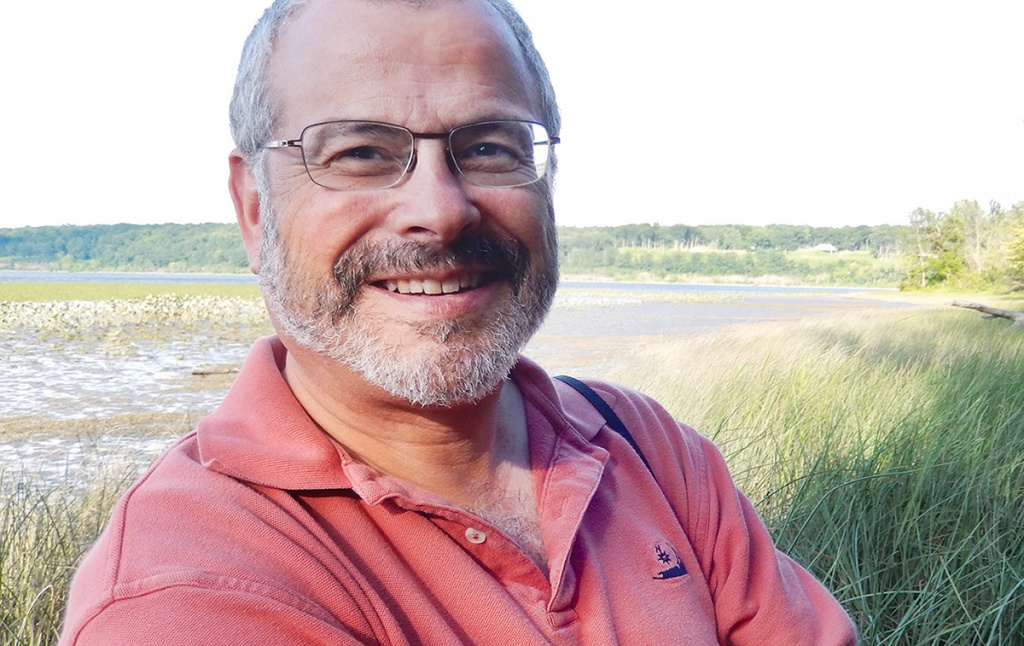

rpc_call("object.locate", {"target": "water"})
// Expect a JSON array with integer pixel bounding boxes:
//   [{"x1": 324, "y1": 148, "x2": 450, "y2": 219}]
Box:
[
  {"x1": 0, "y1": 273, "x2": 904, "y2": 421},
  {"x1": 1, "y1": 270, "x2": 877, "y2": 293},
  {"x1": 558, "y1": 280, "x2": 885, "y2": 297},
  {"x1": 0, "y1": 272, "x2": 907, "y2": 481},
  {"x1": 1, "y1": 330, "x2": 253, "y2": 420},
  {"x1": 0, "y1": 326, "x2": 256, "y2": 484},
  {"x1": 0, "y1": 270, "x2": 256, "y2": 284},
  {"x1": 0, "y1": 433, "x2": 175, "y2": 486},
  {"x1": 1, "y1": 273, "x2": 265, "y2": 480}
]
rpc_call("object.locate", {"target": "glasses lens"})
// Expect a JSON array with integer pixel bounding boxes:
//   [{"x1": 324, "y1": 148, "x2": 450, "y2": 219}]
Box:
[
  {"x1": 449, "y1": 121, "x2": 552, "y2": 187},
  {"x1": 299, "y1": 121, "x2": 414, "y2": 190}
]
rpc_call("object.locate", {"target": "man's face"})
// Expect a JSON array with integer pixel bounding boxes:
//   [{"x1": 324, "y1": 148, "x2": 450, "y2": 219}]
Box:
[{"x1": 250, "y1": 0, "x2": 558, "y2": 407}]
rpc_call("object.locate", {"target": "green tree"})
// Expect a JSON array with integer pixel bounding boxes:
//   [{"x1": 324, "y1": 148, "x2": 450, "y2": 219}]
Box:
[
  {"x1": 902, "y1": 207, "x2": 966, "y2": 289},
  {"x1": 1009, "y1": 228, "x2": 1024, "y2": 286},
  {"x1": 1005, "y1": 204, "x2": 1024, "y2": 289},
  {"x1": 956, "y1": 199, "x2": 988, "y2": 278}
]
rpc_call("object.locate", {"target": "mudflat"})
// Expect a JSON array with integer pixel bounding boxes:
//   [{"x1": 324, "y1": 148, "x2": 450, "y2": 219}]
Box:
[{"x1": 0, "y1": 285, "x2": 913, "y2": 479}]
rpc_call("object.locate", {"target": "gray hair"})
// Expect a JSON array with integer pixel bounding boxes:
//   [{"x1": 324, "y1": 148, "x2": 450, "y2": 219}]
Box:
[{"x1": 228, "y1": 0, "x2": 561, "y2": 186}]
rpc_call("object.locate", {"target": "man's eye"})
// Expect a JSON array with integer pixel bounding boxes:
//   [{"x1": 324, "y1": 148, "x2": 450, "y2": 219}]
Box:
[
  {"x1": 316, "y1": 144, "x2": 405, "y2": 178},
  {"x1": 466, "y1": 143, "x2": 511, "y2": 158},
  {"x1": 456, "y1": 142, "x2": 522, "y2": 169},
  {"x1": 329, "y1": 146, "x2": 386, "y2": 162}
]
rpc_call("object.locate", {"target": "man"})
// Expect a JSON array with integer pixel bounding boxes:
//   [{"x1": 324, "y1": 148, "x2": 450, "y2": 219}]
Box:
[{"x1": 61, "y1": 0, "x2": 857, "y2": 643}]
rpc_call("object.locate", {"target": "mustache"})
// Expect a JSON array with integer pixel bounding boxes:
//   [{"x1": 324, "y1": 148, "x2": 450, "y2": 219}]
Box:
[{"x1": 330, "y1": 232, "x2": 529, "y2": 305}]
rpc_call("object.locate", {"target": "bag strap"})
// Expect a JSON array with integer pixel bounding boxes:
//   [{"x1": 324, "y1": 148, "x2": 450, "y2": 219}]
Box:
[{"x1": 554, "y1": 375, "x2": 655, "y2": 477}]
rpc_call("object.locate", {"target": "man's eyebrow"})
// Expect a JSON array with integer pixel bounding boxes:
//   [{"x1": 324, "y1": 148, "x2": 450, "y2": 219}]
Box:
[
  {"x1": 302, "y1": 122, "x2": 410, "y2": 149},
  {"x1": 317, "y1": 121, "x2": 405, "y2": 135},
  {"x1": 461, "y1": 121, "x2": 505, "y2": 132},
  {"x1": 344, "y1": 122, "x2": 406, "y2": 135}
]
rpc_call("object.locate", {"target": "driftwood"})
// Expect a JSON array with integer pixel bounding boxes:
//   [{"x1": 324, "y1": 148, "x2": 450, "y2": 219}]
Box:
[
  {"x1": 951, "y1": 301, "x2": 1024, "y2": 328},
  {"x1": 191, "y1": 368, "x2": 240, "y2": 376}
]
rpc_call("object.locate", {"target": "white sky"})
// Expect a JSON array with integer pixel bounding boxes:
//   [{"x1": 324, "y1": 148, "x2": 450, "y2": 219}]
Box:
[{"x1": 1, "y1": 0, "x2": 1021, "y2": 230}]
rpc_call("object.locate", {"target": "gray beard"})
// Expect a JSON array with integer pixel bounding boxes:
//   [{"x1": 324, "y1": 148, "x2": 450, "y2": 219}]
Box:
[
  {"x1": 257, "y1": 213, "x2": 557, "y2": 408},
  {"x1": 328, "y1": 311, "x2": 531, "y2": 407}
]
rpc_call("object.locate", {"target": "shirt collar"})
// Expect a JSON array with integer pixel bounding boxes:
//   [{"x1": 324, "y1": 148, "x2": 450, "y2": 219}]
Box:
[
  {"x1": 196, "y1": 336, "x2": 354, "y2": 490},
  {"x1": 195, "y1": 337, "x2": 612, "y2": 494}
]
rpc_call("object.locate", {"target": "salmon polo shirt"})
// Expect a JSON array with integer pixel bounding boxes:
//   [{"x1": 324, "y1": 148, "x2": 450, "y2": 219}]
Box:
[{"x1": 61, "y1": 336, "x2": 857, "y2": 645}]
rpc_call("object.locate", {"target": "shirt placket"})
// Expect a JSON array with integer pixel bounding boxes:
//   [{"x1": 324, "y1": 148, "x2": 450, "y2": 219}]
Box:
[
  {"x1": 534, "y1": 436, "x2": 609, "y2": 620},
  {"x1": 420, "y1": 505, "x2": 593, "y2": 645}
]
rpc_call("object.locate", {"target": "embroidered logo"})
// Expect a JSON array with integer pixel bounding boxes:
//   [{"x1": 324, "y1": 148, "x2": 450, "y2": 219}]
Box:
[{"x1": 652, "y1": 542, "x2": 687, "y2": 580}]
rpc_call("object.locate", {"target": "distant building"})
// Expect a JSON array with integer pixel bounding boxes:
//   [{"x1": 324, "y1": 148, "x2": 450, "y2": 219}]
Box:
[{"x1": 814, "y1": 243, "x2": 837, "y2": 253}]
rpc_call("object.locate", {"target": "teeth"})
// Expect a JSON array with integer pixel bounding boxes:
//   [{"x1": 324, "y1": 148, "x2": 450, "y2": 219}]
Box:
[
  {"x1": 423, "y1": 279, "x2": 442, "y2": 295},
  {"x1": 385, "y1": 273, "x2": 482, "y2": 294}
]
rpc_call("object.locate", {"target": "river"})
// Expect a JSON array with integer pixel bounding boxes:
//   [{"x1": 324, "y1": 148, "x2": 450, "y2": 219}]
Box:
[{"x1": 0, "y1": 272, "x2": 910, "y2": 482}]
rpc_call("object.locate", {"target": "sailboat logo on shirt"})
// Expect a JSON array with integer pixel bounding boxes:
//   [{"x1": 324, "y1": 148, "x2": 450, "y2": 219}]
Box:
[{"x1": 652, "y1": 542, "x2": 687, "y2": 580}]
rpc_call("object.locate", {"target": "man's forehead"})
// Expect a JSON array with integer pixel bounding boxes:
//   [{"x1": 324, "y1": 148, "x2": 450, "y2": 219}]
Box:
[
  {"x1": 266, "y1": 0, "x2": 537, "y2": 127},
  {"x1": 272, "y1": 0, "x2": 527, "y2": 76}
]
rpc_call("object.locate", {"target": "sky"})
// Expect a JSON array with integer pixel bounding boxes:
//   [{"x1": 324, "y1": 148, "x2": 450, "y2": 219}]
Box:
[{"x1": 1, "y1": 0, "x2": 1021, "y2": 231}]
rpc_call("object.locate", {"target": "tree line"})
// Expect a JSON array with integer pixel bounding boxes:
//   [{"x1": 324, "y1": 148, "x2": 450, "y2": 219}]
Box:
[
  {"x1": 0, "y1": 222, "x2": 902, "y2": 283},
  {"x1": 0, "y1": 223, "x2": 250, "y2": 274},
  {"x1": 1, "y1": 204, "x2": 1020, "y2": 290},
  {"x1": 559, "y1": 222, "x2": 905, "y2": 255},
  {"x1": 901, "y1": 200, "x2": 1024, "y2": 291}
]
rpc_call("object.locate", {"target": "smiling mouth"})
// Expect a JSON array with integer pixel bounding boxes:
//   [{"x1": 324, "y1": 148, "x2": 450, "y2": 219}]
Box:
[{"x1": 380, "y1": 272, "x2": 486, "y2": 295}]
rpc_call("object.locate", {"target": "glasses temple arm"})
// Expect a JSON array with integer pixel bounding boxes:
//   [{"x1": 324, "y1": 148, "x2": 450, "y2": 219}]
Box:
[{"x1": 259, "y1": 139, "x2": 303, "y2": 150}]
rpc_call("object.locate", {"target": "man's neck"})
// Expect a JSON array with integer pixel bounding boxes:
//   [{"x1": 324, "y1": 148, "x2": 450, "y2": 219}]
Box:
[{"x1": 281, "y1": 347, "x2": 530, "y2": 509}]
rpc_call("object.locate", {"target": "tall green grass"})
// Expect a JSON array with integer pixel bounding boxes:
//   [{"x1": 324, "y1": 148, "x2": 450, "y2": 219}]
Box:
[
  {"x1": 1, "y1": 466, "x2": 137, "y2": 646},
  {"x1": 4, "y1": 303, "x2": 1023, "y2": 643},
  {"x1": 616, "y1": 308, "x2": 1024, "y2": 643}
]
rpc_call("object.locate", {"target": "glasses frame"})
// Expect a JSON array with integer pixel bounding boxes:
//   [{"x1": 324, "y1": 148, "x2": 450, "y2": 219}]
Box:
[{"x1": 259, "y1": 119, "x2": 560, "y2": 191}]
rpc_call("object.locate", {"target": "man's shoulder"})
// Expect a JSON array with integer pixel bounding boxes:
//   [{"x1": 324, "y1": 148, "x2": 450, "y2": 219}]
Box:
[
  {"x1": 61, "y1": 435, "x2": 368, "y2": 644},
  {"x1": 64, "y1": 431, "x2": 362, "y2": 627},
  {"x1": 513, "y1": 356, "x2": 660, "y2": 411},
  {"x1": 85, "y1": 432, "x2": 283, "y2": 566},
  {"x1": 514, "y1": 358, "x2": 708, "y2": 462}
]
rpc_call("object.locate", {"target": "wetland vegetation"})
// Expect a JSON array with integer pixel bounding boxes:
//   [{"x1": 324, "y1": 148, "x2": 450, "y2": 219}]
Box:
[
  {"x1": 2, "y1": 281, "x2": 1023, "y2": 644},
  {"x1": 610, "y1": 303, "x2": 1024, "y2": 644}
]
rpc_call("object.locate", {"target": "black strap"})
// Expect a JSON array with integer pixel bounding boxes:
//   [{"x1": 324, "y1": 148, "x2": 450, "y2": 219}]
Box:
[{"x1": 554, "y1": 375, "x2": 655, "y2": 477}]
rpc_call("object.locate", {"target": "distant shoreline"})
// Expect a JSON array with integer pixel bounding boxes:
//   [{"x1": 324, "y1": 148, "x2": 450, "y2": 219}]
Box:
[
  {"x1": 0, "y1": 269, "x2": 257, "y2": 284},
  {"x1": 0, "y1": 268, "x2": 895, "y2": 292}
]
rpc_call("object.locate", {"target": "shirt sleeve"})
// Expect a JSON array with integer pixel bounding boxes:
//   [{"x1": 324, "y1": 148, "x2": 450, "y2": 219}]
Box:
[
  {"x1": 62, "y1": 584, "x2": 371, "y2": 646},
  {"x1": 697, "y1": 435, "x2": 857, "y2": 645},
  {"x1": 593, "y1": 383, "x2": 858, "y2": 645}
]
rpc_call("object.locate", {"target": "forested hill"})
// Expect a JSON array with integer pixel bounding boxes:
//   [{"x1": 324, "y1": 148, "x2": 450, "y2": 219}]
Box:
[
  {"x1": 0, "y1": 221, "x2": 904, "y2": 271},
  {"x1": 558, "y1": 222, "x2": 904, "y2": 254},
  {"x1": 4, "y1": 199, "x2": 1022, "y2": 289},
  {"x1": 0, "y1": 223, "x2": 251, "y2": 273}
]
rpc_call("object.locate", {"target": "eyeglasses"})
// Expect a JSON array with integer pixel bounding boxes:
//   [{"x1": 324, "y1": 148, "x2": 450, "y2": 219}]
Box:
[{"x1": 259, "y1": 119, "x2": 559, "y2": 191}]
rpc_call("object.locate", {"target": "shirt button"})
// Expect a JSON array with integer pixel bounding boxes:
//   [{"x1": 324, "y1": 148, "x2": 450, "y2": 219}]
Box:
[{"x1": 465, "y1": 528, "x2": 487, "y2": 544}]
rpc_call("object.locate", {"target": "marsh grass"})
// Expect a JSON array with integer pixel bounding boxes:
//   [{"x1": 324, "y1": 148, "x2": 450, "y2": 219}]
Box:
[
  {"x1": 0, "y1": 282, "x2": 259, "y2": 302},
  {"x1": 1, "y1": 415, "x2": 185, "y2": 646},
  {"x1": 616, "y1": 308, "x2": 1024, "y2": 643},
  {"x1": 4, "y1": 285, "x2": 1023, "y2": 643},
  {"x1": 0, "y1": 413, "x2": 200, "y2": 443},
  {"x1": 0, "y1": 294, "x2": 266, "y2": 334},
  {"x1": 1, "y1": 462, "x2": 143, "y2": 646}
]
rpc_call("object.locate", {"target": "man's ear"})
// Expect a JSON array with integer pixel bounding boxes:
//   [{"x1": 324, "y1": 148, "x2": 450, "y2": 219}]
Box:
[{"x1": 229, "y1": 149, "x2": 264, "y2": 274}]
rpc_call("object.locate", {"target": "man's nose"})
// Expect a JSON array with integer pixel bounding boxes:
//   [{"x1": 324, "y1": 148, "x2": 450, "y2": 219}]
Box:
[{"x1": 389, "y1": 139, "x2": 481, "y2": 244}]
